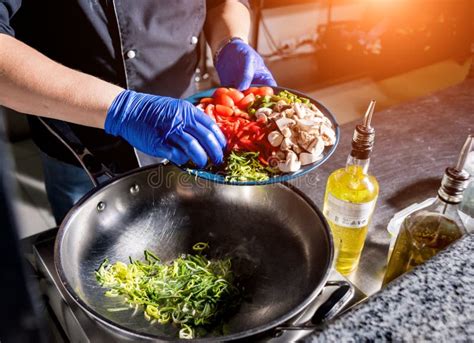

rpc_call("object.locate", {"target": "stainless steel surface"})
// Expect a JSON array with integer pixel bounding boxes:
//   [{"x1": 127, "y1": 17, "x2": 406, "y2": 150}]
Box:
[
  {"x1": 363, "y1": 100, "x2": 376, "y2": 128},
  {"x1": 31, "y1": 231, "x2": 366, "y2": 343},
  {"x1": 55, "y1": 164, "x2": 336, "y2": 341}
]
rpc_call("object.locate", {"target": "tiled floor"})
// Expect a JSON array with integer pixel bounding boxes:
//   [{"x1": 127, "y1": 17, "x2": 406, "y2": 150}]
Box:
[{"x1": 6, "y1": 57, "x2": 471, "y2": 239}]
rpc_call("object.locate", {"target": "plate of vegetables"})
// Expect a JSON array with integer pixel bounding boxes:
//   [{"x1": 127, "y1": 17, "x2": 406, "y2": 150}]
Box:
[{"x1": 185, "y1": 85, "x2": 340, "y2": 185}]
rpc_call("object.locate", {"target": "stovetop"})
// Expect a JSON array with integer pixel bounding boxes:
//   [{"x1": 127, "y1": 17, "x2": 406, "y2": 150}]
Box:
[{"x1": 27, "y1": 228, "x2": 366, "y2": 342}]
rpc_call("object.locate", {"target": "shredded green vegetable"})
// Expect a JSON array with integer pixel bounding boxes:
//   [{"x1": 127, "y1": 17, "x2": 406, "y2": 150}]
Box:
[
  {"x1": 95, "y1": 243, "x2": 240, "y2": 339},
  {"x1": 224, "y1": 151, "x2": 277, "y2": 182},
  {"x1": 249, "y1": 90, "x2": 310, "y2": 113},
  {"x1": 274, "y1": 90, "x2": 310, "y2": 105}
]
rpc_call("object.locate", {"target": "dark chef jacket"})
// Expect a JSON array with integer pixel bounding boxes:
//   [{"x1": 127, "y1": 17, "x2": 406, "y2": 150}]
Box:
[{"x1": 0, "y1": 0, "x2": 248, "y2": 172}]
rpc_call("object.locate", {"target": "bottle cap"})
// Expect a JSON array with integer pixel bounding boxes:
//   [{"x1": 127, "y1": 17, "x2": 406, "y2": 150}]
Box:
[
  {"x1": 438, "y1": 135, "x2": 472, "y2": 203},
  {"x1": 351, "y1": 100, "x2": 376, "y2": 159}
]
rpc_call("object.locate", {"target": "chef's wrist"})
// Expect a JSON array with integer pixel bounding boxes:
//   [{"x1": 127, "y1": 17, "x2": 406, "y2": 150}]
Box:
[
  {"x1": 213, "y1": 36, "x2": 247, "y2": 65},
  {"x1": 98, "y1": 85, "x2": 125, "y2": 130},
  {"x1": 104, "y1": 89, "x2": 134, "y2": 135}
]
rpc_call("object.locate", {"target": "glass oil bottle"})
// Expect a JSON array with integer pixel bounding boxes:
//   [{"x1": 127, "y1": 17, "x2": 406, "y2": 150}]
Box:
[
  {"x1": 323, "y1": 101, "x2": 379, "y2": 275},
  {"x1": 383, "y1": 135, "x2": 472, "y2": 285}
]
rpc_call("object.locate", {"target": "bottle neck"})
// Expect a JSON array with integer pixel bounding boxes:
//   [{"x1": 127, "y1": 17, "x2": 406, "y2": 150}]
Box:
[
  {"x1": 346, "y1": 154, "x2": 370, "y2": 174},
  {"x1": 437, "y1": 167, "x2": 470, "y2": 204},
  {"x1": 429, "y1": 196, "x2": 463, "y2": 220}
]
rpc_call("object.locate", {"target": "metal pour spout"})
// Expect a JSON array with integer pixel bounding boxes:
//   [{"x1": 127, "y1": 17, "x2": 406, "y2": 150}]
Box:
[
  {"x1": 363, "y1": 100, "x2": 376, "y2": 129},
  {"x1": 455, "y1": 135, "x2": 473, "y2": 172},
  {"x1": 350, "y1": 100, "x2": 376, "y2": 159}
]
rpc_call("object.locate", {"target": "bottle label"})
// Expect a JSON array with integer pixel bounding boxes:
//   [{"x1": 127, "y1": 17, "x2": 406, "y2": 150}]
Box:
[{"x1": 324, "y1": 193, "x2": 376, "y2": 228}]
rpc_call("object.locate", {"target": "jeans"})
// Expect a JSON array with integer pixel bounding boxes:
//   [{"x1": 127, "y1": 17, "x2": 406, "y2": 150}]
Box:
[{"x1": 40, "y1": 153, "x2": 95, "y2": 225}]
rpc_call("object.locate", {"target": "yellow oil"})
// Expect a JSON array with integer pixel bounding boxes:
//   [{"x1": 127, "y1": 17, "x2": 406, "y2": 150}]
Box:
[
  {"x1": 383, "y1": 213, "x2": 463, "y2": 284},
  {"x1": 323, "y1": 165, "x2": 379, "y2": 275}
]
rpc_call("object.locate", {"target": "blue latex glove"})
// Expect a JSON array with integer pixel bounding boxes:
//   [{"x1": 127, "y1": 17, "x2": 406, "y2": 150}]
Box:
[
  {"x1": 105, "y1": 90, "x2": 226, "y2": 168},
  {"x1": 215, "y1": 39, "x2": 277, "y2": 91}
]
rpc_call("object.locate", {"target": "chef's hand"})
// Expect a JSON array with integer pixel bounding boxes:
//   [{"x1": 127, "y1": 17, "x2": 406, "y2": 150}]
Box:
[
  {"x1": 215, "y1": 38, "x2": 277, "y2": 91},
  {"x1": 105, "y1": 90, "x2": 226, "y2": 168}
]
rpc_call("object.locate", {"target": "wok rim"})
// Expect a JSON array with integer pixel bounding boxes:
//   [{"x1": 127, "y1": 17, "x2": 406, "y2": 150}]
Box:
[{"x1": 54, "y1": 163, "x2": 335, "y2": 341}]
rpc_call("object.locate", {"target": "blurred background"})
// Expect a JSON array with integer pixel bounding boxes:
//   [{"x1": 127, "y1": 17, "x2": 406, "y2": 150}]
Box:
[{"x1": 2, "y1": 0, "x2": 473, "y2": 237}]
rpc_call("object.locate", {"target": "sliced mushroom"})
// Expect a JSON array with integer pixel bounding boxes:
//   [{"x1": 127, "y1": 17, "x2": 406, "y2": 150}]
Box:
[
  {"x1": 320, "y1": 125, "x2": 336, "y2": 146},
  {"x1": 274, "y1": 150, "x2": 286, "y2": 160},
  {"x1": 282, "y1": 108, "x2": 296, "y2": 118},
  {"x1": 267, "y1": 131, "x2": 284, "y2": 147},
  {"x1": 322, "y1": 116, "x2": 332, "y2": 127},
  {"x1": 306, "y1": 138, "x2": 319, "y2": 152},
  {"x1": 255, "y1": 111, "x2": 268, "y2": 124},
  {"x1": 299, "y1": 151, "x2": 323, "y2": 165},
  {"x1": 295, "y1": 117, "x2": 322, "y2": 132},
  {"x1": 292, "y1": 144, "x2": 303, "y2": 154},
  {"x1": 275, "y1": 117, "x2": 296, "y2": 132},
  {"x1": 311, "y1": 137, "x2": 325, "y2": 156},
  {"x1": 268, "y1": 112, "x2": 283, "y2": 121},
  {"x1": 310, "y1": 104, "x2": 325, "y2": 117},
  {"x1": 280, "y1": 126, "x2": 292, "y2": 138},
  {"x1": 307, "y1": 125, "x2": 322, "y2": 136},
  {"x1": 280, "y1": 137, "x2": 294, "y2": 151},
  {"x1": 256, "y1": 107, "x2": 272, "y2": 116},
  {"x1": 294, "y1": 102, "x2": 307, "y2": 119},
  {"x1": 297, "y1": 131, "x2": 316, "y2": 151},
  {"x1": 278, "y1": 151, "x2": 301, "y2": 173},
  {"x1": 274, "y1": 100, "x2": 291, "y2": 112}
]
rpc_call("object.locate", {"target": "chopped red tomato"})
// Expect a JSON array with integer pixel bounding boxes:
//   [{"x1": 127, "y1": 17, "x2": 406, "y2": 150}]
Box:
[
  {"x1": 215, "y1": 104, "x2": 234, "y2": 117},
  {"x1": 214, "y1": 94, "x2": 234, "y2": 107},
  {"x1": 199, "y1": 97, "x2": 214, "y2": 104},
  {"x1": 213, "y1": 87, "x2": 229, "y2": 97},
  {"x1": 238, "y1": 93, "x2": 255, "y2": 110},
  {"x1": 227, "y1": 89, "x2": 245, "y2": 103},
  {"x1": 204, "y1": 104, "x2": 216, "y2": 122},
  {"x1": 243, "y1": 87, "x2": 259, "y2": 96},
  {"x1": 200, "y1": 86, "x2": 277, "y2": 162},
  {"x1": 256, "y1": 86, "x2": 274, "y2": 97}
]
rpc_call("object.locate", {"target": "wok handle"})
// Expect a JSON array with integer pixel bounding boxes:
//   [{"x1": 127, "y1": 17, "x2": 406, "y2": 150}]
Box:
[
  {"x1": 38, "y1": 117, "x2": 115, "y2": 187},
  {"x1": 310, "y1": 280, "x2": 354, "y2": 323},
  {"x1": 274, "y1": 280, "x2": 354, "y2": 333}
]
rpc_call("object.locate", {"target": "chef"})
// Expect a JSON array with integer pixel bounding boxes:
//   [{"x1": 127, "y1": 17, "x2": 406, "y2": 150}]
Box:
[{"x1": 0, "y1": 0, "x2": 276, "y2": 223}]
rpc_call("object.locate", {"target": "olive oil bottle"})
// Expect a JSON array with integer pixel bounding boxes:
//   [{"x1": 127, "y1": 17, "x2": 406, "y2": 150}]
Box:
[
  {"x1": 323, "y1": 101, "x2": 379, "y2": 275},
  {"x1": 383, "y1": 135, "x2": 472, "y2": 285}
]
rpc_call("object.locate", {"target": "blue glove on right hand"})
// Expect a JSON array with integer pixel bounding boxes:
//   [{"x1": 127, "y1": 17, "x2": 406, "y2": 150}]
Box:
[{"x1": 105, "y1": 90, "x2": 226, "y2": 168}]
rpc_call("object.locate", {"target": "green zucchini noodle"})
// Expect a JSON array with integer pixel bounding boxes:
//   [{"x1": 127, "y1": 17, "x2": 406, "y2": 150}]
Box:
[
  {"x1": 225, "y1": 151, "x2": 278, "y2": 182},
  {"x1": 95, "y1": 243, "x2": 241, "y2": 339}
]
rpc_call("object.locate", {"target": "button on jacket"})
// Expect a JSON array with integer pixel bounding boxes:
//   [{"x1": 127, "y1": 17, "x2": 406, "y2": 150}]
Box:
[{"x1": 0, "y1": 0, "x2": 248, "y2": 172}]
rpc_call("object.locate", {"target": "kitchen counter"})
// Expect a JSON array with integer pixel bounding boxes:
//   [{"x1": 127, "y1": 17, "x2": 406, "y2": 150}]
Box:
[
  {"x1": 310, "y1": 233, "x2": 473, "y2": 342},
  {"x1": 290, "y1": 79, "x2": 474, "y2": 340},
  {"x1": 290, "y1": 78, "x2": 474, "y2": 296}
]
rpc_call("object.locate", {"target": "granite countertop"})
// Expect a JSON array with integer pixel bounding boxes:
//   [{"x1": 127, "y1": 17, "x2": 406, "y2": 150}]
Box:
[
  {"x1": 296, "y1": 79, "x2": 474, "y2": 340},
  {"x1": 310, "y1": 234, "x2": 473, "y2": 342}
]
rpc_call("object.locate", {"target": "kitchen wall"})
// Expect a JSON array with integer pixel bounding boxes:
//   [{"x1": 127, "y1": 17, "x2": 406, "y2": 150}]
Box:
[{"x1": 255, "y1": 1, "x2": 364, "y2": 58}]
